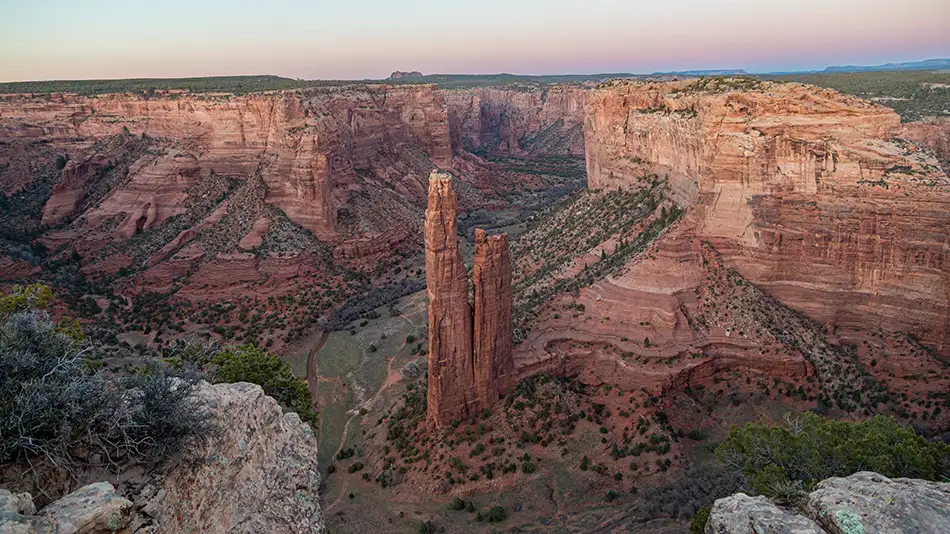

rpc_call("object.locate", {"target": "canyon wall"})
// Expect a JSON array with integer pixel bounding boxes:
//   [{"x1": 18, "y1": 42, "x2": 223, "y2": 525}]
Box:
[
  {"x1": 584, "y1": 79, "x2": 950, "y2": 353},
  {"x1": 0, "y1": 85, "x2": 451, "y2": 239},
  {"x1": 901, "y1": 117, "x2": 950, "y2": 174},
  {"x1": 445, "y1": 86, "x2": 587, "y2": 156}
]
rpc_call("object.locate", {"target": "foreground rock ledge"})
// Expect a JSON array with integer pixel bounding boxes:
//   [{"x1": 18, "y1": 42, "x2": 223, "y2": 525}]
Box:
[
  {"x1": 0, "y1": 381, "x2": 326, "y2": 534},
  {"x1": 707, "y1": 472, "x2": 950, "y2": 534}
]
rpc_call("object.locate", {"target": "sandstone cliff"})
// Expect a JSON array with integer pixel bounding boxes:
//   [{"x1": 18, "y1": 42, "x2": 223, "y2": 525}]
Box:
[
  {"x1": 707, "y1": 472, "x2": 950, "y2": 534},
  {"x1": 425, "y1": 172, "x2": 476, "y2": 426},
  {"x1": 445, "y1": 86, "x2": 587, "y2": 156},
  {"x1": 901, "y1": 116, "x2": 950, "y2": 173},
  {"x1": 472, "y1": 228, "x2": 514, "y2": 407},
  {"x1": 584, "y1": 79, "x2": 950, "y2": 353},
  {"x1": 0, "y1": 85, "x2": 451, "y2": 239}
]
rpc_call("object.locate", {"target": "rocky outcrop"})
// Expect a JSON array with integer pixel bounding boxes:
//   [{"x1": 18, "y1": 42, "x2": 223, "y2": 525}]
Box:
[
  {"x1": 472, "y1": 229, "x2": 514, "y2": 407},
  {"x1": 446, "y1": 86, "x2": 587, "y2": 156},
  {"x1": 0, "y1": 482, "x2": 133, "y2": 534},
  {"x1": 584, "y1": 79, "x2": 950, "y2": 354},
  {"x1": 707, "y1": 493, "x2": 824, "y2": 533},
  {"x1": 425, "y1": 172, "x2": 476, "y2": 426},
  {"x1": 707, "y1": 472, "x2": 950, "y2": 534},
  {"x1": 134, "y1": 380, "x2": 325, "y2": 534},
  {"x1": 0, "y1": 381, "x2": 326, "y2": 534},
  {"x1": 901, "y1": 117, "x2": 950, "y2": 173},
  {"x1": 41, "y1": 154, "x2": 113, "y2": 225}
]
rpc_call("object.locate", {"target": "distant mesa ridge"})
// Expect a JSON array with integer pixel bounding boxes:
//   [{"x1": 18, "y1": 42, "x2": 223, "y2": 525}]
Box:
[
  {"x1": 389, "y1": 71, "x2": 424, "y2": 80},
  {"x1": 823, "y1": 58, "x2": 950, "y2": 73},
  {"x1": 650, "y1": 69, "x2": 747, "y2": 76}
]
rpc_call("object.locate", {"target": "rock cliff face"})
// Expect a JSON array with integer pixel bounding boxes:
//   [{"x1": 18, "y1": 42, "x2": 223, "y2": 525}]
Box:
[
  {"x1": 472, "y1": 228, "x2": 514, "y2": 408},
  {"x1": 445, "y1": 86, "x2": 587, "y2": 156},
  {"x1": 901, "y1": 116, "x2": 950, "y2": 173},
  {"x1": 584, "y1": 79, "x2": 950, "y2": 354},
  {"x1": 0, "y1": 85, "x2": 451, "y2": 239},
  {"x1": 135, "y1": 381, "x2": 325, "y2": 534},
  {"x1": 425, "y1": 172, "x2": 476, "y2": 426},
  {"x1": 41, "y1": 154, "x2": 114, "y2": 225},
  {"x1": 707, "y1": 472, "x2": 950, "y2": 534}
]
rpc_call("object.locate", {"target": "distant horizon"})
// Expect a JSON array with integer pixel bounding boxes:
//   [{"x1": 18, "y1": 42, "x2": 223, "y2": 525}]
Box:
[
  {"x1": 2, "y1": 0, "x2": 948, "y2": 83},
  {"x1": 1, "y1": 56, "x2": 949, "y2": 85}
]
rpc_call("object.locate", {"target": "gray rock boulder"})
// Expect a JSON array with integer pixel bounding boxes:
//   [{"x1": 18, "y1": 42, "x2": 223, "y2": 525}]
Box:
[
  {"x1": 134, "y1": 381, "x2": 325, "y2": 534},
  {"x1": 0, "y1": 489, "x2": 36, "y2": 534},
  {"x1": 708, "y1": 472, "x2": 950, "y2": 534},
  {"x1": 706, "y1": 493, "x2": 824, "y2": 534},
  {"x1": 0, "y1": 483, "x2": 131, "y2": 534},
  {"x1": 807, "y1": 472, "x2": 950, "y2": 534}
]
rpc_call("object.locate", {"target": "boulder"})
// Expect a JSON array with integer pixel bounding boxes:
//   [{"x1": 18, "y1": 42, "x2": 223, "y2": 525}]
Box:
[
  {"x1": 0, "y1": 483, "x2": 131, "y2": 534},
  {"x1": 708, "y1": 472, "x2": 950, "y2": 534}
]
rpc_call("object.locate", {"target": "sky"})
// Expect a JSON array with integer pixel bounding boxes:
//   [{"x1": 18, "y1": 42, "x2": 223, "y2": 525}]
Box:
[{"x1": 1, "y1": 0, "x2": 949, "y2": 82}]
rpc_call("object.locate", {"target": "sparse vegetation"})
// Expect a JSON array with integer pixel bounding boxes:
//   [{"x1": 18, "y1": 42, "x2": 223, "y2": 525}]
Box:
[
  {"x1": 0, "y1": 286, "x2": 213, "y2": 482},
  {"x1": 717, "y1": 413, "x2": 950, "y2": 499},
  {"x1": 212, "y1": 344, "x2": 316, "y2": 424}
]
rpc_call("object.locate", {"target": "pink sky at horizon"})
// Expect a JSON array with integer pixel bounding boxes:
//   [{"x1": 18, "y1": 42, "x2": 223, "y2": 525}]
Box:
[{"x1": 1, "y1": 0, "x2": 949, "y2": 82}]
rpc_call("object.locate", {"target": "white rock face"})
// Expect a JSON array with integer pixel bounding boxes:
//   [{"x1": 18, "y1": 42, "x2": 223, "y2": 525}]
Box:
[
  {"x1": 136, "y1": 381, "x2": 326, "y2": 534},
  {"x1": 708, "y1": 472, "x2": 950, "y2": 534}
]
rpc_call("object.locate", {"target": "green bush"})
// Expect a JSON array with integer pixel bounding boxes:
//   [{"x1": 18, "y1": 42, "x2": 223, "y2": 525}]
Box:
[
  {"x1": 212, "y1": 344, "x2": 316, "y2": 424},
  {"x1": 717, "y1": 412, "x2": 950, "y2": 498},
  {"x1": 690, "y1": 505, "x2": 711, "y2": 534},
  {"x1": 487, "y1": 506, "x2": 506, "y2": 522}
]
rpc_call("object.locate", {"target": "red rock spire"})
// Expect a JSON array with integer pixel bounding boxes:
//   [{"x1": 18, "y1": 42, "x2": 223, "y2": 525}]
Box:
[
  {"x1": 425, "y1": 171, "x2": 476, "y2": 426},
  {"x1": 472, "y1": 228, "x2": 514, "y2": 408}
]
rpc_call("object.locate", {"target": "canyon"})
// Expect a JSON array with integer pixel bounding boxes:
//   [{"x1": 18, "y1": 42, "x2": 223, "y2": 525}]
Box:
[{"x1": 2, "y1": 75, "x2": 950, "y2": 533}]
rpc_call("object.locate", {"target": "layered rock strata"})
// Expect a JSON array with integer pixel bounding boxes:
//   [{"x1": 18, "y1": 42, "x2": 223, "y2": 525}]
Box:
[
  {"x1": 584, "y1": 79, "x2": 950, "y2": 353},
  {"x1": 472, "y1": 228, "x2": 514, "y2": 407},
  {"x1": 425, "y1": 172, "x2": 514, "y2": 426},
  {"x1": 0, "y1": 85, "x2": 452, "y2": 239},
  {"x1": 425, "y1": 172, "x2": 476, "y2": 426}
]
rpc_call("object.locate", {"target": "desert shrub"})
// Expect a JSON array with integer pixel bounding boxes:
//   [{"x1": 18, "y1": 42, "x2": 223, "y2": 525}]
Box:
[
  {"x1": 638, "y1": 465, "x2": 743, "y2": 520},
  {"x1": 449, "y1": 496, "x2": 465, "y2": 510},
  {"x1": 487, "y1": 506, "x2": 506, "y2": 522},
  {"x1": 690, "y1": 506, "x2": 711, "y2": 534},
  {"x1": 0, "y1": 284, "x2": 53, "y2": 317},
  {"x1": 211, "y1": 344, "x2": 316, "y2": 424},
  {"x1": 0, "y1": 305, "x2": 212, "y2": 476},
  {"x1": 717, "y1": 412, "x2": 950, "y2": 498}
]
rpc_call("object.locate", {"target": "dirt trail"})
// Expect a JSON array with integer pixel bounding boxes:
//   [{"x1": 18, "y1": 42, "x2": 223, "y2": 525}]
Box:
[{"x1": 324, "y1": 308, "x2": 423, "y2": 512}]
